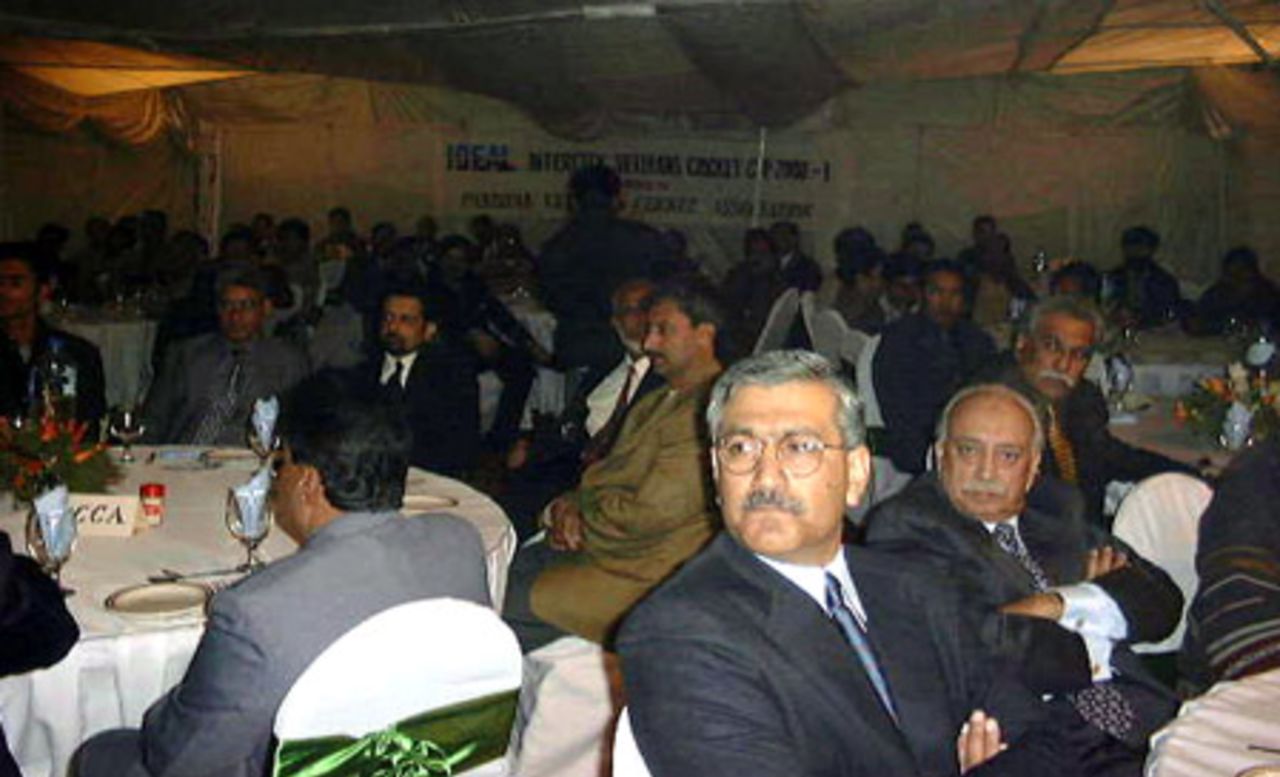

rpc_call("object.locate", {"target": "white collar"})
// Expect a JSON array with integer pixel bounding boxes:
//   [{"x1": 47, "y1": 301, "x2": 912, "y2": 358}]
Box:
[{"x1": 756, "y1": 549, "x2": 867, "y2": 623}]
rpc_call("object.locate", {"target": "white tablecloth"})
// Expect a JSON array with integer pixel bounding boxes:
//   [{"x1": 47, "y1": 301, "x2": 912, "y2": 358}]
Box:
[
  {"x1": 1109, "y1": 401, "x2": 1233, "y2": 472},
  {"x1": 0, "y1": 447, "x2": 516, "y2": 777},
  {"x1": 58, "y1": 316, "x2": 159, "y2": 408},
  {"x1": 479, "y1": 298, "x2": 566, "y2": 432},
  {"x1": 1147, "y1": 667, "x2": 1280, "y2": 776}
]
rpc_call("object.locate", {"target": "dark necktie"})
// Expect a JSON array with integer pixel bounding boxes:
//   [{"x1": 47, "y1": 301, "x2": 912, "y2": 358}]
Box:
[
  {"x1": 391, "y1": 359, "x2": 405, "y2": 390},
  {"x1": 581, "y1": 363, "x2": 638, "y2": 467},
  {"x1": 192, "y1": 347, "x2": 247, "y2": 445},
  {"x1": 990, "y1": 523, "x2": 1135, "y2": 741},
  {"x1": 825, "y1": 573, "x2": 898, "y2": 723}
]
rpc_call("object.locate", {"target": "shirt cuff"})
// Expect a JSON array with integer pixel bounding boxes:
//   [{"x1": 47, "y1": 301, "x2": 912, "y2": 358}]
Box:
[{"x1": 1053, "y1": 582, "x2": 1129, "y2": 642}]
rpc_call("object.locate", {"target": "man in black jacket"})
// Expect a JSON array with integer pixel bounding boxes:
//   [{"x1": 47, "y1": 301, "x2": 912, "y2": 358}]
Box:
[
  {"x1": 866, "y1": 384, "x2": 1182, "y2": 776},
  {"x1": 0, "y1": 529, "x2": 79, "y2": 774},
  {"x1": 0, "y1": 243, "x2": 106, "y2": 437},
  {"x1": 353, "y1": 284, "x2": 479, "y2": 478},
  {"x1": 977, "y1": 295, "x2": 1192, "y2": 527}
]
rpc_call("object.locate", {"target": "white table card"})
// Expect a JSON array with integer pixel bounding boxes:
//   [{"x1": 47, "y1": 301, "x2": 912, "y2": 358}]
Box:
[{"x1": 70, "y1": 494, "x2": 140, "y2": 537}]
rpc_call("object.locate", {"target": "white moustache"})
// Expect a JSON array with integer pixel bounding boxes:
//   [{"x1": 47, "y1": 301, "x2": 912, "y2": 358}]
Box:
[
  {"x1": 1037, "y1": 369, "x2": 1077, "y2": 387},
  {"x1": 962, "y1": 480, "x2": 1006, "y2": 497}
]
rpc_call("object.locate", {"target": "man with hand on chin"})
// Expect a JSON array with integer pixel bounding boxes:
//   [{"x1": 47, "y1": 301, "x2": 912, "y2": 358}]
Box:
[{"x1": 619, "y1": 351, "x2": 1073, "y2": 777}]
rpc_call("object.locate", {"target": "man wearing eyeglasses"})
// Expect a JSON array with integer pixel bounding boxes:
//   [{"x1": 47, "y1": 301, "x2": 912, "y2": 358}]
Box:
[
  {"x1": 618, "y1": 351, "x2": 1074, "y2": 777},
  {"x1": 143, "y1": 263, "x2": 309, "y2": 445},
  {"x1": 978, "y1": 295, "x2": 1191, "y2": 527}
]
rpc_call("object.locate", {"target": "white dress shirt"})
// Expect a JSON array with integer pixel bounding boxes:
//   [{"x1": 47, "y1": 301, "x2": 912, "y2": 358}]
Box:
[
  {"x1": 584, "y1": 354, "x2": 650, "y2": 437},
  {"x1": 757, "y1": 550, "x2": 868, "y2": 626},
  {"x1": 984, "y1": 517, "x2": 1128, "y2": 681},
  {"x1": 379, "y1": 351, "x2": 419, "y2": 389}
]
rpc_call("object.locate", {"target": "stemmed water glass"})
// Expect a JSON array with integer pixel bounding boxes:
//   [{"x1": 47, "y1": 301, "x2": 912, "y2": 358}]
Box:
[
  {"x1": 246, "y1": 417, "x2": 279, "y2": 466},
  {"x1": 224, "y1": 489, "x2": 271, "y2": 572},
  {"x1": 25, "y1": 510, "x2": 75, "y2": 595},
  {"x1": 1104, "y1": 354, "x2": 1134, "y2": 415},
  {"x1": 108, "y1": 405, "x2": 146, "y2": 463}
]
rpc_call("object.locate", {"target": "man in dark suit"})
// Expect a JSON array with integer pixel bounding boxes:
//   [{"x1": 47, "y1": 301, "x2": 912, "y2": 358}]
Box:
[
  {"x1": 142, "y1": 264, "x2": 309, "y2": 446},
  {"x1": 0, "y1": 243, "x2": 106, "y2": 437},
  {"x1": 1104, "y1": 226, "x2": 1185, "y2": 329},
  {"x1": 356, "y1": 284, "x2": 479, "y2": 478},
  {"x1": 977, "y1": 295, "x2": 1193, "y2": 526},
  {"x1": 769, "y1": 220, "x2": 823, "y2": 293},
  {"x1": 619, "y1": 351, "x2": 1075, "y2": 777},
  {"x1": 72, "y1": 371, "x2": 491, "y2": 777},
  {"x1": 866, "y1": 384, "x2": 1182, "y2": 776},
  {"x1": 874, "y1": 259, "x2": 996, "y2": 473}
]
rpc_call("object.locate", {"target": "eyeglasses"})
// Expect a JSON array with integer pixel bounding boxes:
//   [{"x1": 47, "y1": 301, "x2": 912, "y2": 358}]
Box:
[
  {"x1": 1035, "y1": 334, "x2": 1094, "y2": 363},
  {"x1": 714, "y1": 433, "x2": 847, "y2": 478}
]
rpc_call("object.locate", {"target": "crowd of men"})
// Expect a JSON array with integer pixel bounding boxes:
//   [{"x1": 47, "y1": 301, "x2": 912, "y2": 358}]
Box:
[{"x1": 2, "y1": 162, "x2": 1279, "y2": 777}]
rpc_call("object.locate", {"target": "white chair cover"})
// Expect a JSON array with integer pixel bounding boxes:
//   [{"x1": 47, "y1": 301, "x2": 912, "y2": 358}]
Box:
[
  {"x1": 510, "y1": 636, "x2": 623, "y2": 777},
  {"x1": 1112, "y1": 473, "x2": 1213, "y2": 654},
  {"x1": 753, "y1": 288, "x2": 801, "y2": 355},
  {"x1": 274, "y1": 597, "x2": 523, "y2": 776},
  {"x1": 801, "y1": 295, "x2": 869, "y2": 368},
  {"x1": 611, "y1": 708, "x2": 653, "y2": 777},
  {"x1": 855, "y1": 333, "x2": 883, "y2": 428}
]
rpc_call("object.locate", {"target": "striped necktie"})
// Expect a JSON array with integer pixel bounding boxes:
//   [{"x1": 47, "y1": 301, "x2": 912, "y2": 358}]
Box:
[{"x1": 825, "y1": 573, "x2": 898, "y2": 723}]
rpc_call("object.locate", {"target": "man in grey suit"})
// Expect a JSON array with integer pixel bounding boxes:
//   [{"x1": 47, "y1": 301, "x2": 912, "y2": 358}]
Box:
[
  {"x1": 73, "y1": 371, "x2": 491, "y2": 777},
  {"x1": 143, "y1": 263, "x2": 310, "y2": 446}
]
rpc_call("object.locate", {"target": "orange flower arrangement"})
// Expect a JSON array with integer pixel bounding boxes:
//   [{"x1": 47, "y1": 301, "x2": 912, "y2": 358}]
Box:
[
  {"x1": 0, "y1": 408, "x2": 120, "y2": 502},
  {"x1": 1175, "y1": 362, "x2": 1279, "y2": 443}
]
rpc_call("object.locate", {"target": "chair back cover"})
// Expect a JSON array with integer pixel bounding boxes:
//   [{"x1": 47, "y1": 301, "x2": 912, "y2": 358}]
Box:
[
  {"x1": 274, "y1": 597, "x2": 522, "y2": 776},
  {"x1": 612, "y1": 708, "x2": 653, "y2": 777},
  {"x1": 1112, "y1": 472, "x2": 1213, "y2": 653},
  {"x1": 855, "y1": 333, "x2": 883, "y2": 427},
  {"x1": 753, "y1": 288, "x2": 801, "y2": 355},
  {"x1": 801, "y1": 296, "x2": 869, "y2": 369}
]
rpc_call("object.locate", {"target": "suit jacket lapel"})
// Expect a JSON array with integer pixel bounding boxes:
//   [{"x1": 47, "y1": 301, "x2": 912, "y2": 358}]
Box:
[
  {"x1": 716, "y1": 540, "x2": 913, "y2": 768},
  {"x1": 1017, "y1": 508, "x2": 1082, "y2": 585}
]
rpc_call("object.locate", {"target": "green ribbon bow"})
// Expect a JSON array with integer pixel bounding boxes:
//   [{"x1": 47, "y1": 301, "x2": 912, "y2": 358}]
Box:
[{"x1": 273, "y1": 689, "x2": 518, "y2": 777}]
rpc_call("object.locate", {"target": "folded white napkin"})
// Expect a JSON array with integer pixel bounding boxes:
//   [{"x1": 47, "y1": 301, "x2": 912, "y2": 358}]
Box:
[
  {"x1": 233, "y1": 465, "x2": 273, "y2": 537},
  {"x1": 34, "y1": 485, "x2": 74, "y2": 560}
]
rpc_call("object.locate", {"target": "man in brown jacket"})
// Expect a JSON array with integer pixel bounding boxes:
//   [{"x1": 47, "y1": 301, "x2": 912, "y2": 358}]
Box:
[{"x1": 504, "y1": 278, "x2": 725, "y2": 651}]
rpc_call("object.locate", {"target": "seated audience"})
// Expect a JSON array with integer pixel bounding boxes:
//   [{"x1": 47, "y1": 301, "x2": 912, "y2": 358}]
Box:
[
  {"x1": 827, "y1": 227, "x2": 886, "y2": 333},
  {"x1": 874, "y1": 259, "x2": 996, "y2": 472},
  {"x1": 143, "y1": 264, "x2": 309, "y2": 446},
  {"x1": 69, "y1": 216, "x2": 111, "y2": 303},
  {"x1": 503, "y1": 279, "x2": 724, "y2": 651},
  {"x1": 0, "y1": 243, "x2": 106, "y2": 436},
  {"x1": 1182, "y1": 438, "x2": 1280, "y2": 692},
  {"x1": 1105, "y1": 226, "x2": 1184, "y2": 329},
  {"x1": 866, "y1": 384, "x2": 1182, "y2": 776},
  {"x1": 877, "y1": 251, "x2": 923, "y2": 325},
  {"x1": 269, "y1": 218, "x2": 319, "y2": 310},
  {"x1": 1190, "y1": 245, "x2": 1280, "y2": 335},
  {"x1": 721, "y1": 228, "x2": 786, "y2": 349},
  {"x1": 503, "y1": 279, "x2": 660, "y2": 538},
  {"x1": 430, "y1": 235, "x2": 545, "y2": 452},
  {"x1": 1050, "y1": 261, "x2": 1103, "y2": 301},
  {"x1": 351, "y1": 284, "x2": 479, "y2": 478},
  {"x1": 620, "y1": 351, "x2": 1076, "y2": 777},
  {"x1": 957, "y1": 214, "x2": 1001, "y2": 273},
  {"x1": 249, "y1": 212, "x2": 275, "y2": 259},
  {"x1": 72, "y1": 371, "x2": 490, "y2": 777},
  {"x1": 900, "y1": 222, "x2": 937, "y2": 262},
  {"x1": 769, "y1": 220, "x2": 822, "y2": 292},
  {"x1": 976, "y1": 296, "x2": 1193, "y2": 527},
  {"x1": 969, "y1": 233, "x2": 1035, "y2": 328}
]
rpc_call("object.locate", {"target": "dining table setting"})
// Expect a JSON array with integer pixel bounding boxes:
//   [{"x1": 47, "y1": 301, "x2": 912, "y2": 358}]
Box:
[{"x1": 0, "y1": 441, "x2": 516, "y2": 777}]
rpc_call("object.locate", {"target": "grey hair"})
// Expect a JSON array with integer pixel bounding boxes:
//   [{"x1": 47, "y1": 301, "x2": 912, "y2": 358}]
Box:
[
  {"x1": 1023, "y1": 295, "x2": 1105, "y2": 346},
  {"x1": 706, "y1": 350, "x2": 865, "y2": 447},
  {"x1": 935, "y1": 384, "x2": 1045, "y2": 455}
]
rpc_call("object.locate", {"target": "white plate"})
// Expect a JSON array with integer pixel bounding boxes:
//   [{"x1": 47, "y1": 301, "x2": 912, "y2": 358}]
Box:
[
  {"x1": 202, "y1": 448, "x2": 261, "y2": 468},
  {"x1": 105, "y1": 582, "x2": 209, "y2": 619},
  {"x1": 401, "y1": 494, "x2": 460, "y2": 512}
]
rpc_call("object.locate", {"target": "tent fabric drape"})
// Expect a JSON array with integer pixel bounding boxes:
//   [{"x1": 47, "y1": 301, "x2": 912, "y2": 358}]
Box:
[{"x1": 0, "y1": 70, "x2": 186, "y2": 145}]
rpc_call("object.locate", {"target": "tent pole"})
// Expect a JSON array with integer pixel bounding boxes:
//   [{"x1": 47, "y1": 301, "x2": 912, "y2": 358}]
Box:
[
  {"x1": 1199, "y1": 0, "x2": 1273, "y2": 66},
  {"x1": 751, "y1": 126, "x2": 767, "y2": 229}
]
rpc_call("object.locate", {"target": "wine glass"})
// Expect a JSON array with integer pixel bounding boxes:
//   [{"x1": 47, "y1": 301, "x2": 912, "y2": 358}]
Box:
[
  {"x1": 1104, "y1": 354, "x2": 1134, "y2": 415},
  {"x1": 108, "y1": 405, "x2": 146, "y2": 463},
  {"x1": 246, "y1": 417, "x2": 279, "y2": 465},
  {"x1": 25, "y1": 509, "x2": 75, "y2": 595},
  {"x1": 224, "y1": 489, "x2": 271, "y2": 572}
]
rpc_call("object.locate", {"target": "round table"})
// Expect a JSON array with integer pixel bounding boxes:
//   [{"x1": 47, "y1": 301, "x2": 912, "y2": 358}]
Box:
[
  {"x1": 0, "y1": 446, "x2": 516, "y2": 777},
  {"x1": 1109, "y1": 400, "x2": 1234, "y2": 472},
  {"x1": 1147, "y1": 667, "x2": 1280, "y2": 776}
]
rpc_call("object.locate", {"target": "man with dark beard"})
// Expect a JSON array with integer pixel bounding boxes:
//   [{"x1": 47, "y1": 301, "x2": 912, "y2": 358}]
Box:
[{"x1": 352, "y1": 284, "x2": 479, "y2": 477}]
